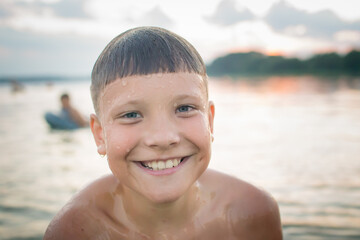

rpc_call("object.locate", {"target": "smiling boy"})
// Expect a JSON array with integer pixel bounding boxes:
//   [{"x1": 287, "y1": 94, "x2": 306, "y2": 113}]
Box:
[{"x1": 44, "y1": 27, "x2": 282, "y2": 239}]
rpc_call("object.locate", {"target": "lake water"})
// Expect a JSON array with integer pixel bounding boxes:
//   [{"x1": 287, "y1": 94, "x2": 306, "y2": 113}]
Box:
[{"x1": 0, "y1": 76, "x2": 360, "y2": 239}]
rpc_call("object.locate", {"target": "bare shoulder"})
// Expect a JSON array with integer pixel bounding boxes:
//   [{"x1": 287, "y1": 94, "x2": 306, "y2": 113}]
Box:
[
  {"x1": 43, "y1": 174, "x2": 118, "y2": 240},
  {"x1": 200, "y1": 169, "x2": 283, "y2": 239}
]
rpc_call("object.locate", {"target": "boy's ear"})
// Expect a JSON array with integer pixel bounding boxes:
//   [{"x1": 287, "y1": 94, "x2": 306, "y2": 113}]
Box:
[
  {"x1": 90, "y1": 114, "x2": 106, "y2": 155},
  {"x1": 208, "y1": 101, "x2": 215, "y2": 134}
]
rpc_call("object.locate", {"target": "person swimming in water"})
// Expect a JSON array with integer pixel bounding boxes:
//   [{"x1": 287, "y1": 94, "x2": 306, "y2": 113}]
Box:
[{"x1": 45, "y1": 93, "x2": 88, "y2": 130}]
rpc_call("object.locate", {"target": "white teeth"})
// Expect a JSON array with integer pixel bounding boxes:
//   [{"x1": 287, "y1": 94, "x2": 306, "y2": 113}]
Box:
[
  {"x1": 173, "y1": 159, "x2": 179, "y2": 167},
  {"x1": 141, "y1": 158, "x2": 182, "y2": 171},
  {"x1": 151, "y1": 161, "x2": 158, "y2": 170},
  {"x1": 165, "y1": 159, "x2": 173, "y2": 168},
  {"x1": 157, "y1": 161, "x2": 165, "y2": 170}
]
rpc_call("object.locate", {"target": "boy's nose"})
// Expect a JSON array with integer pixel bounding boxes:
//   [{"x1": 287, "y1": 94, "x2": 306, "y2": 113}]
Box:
[{"x1": 143, "y1": 120, "x2": 180, "y2": 149}]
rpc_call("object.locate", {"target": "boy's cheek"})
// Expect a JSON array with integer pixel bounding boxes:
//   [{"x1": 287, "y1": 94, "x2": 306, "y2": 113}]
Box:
[
  {"x1": 105, "y1": 128, "x2": 137, "y2": 153},
  {"x1": 188, "y1": 114, "x2": 212, "y2": 136},
  {"x1": 182, "y1": 117, "x2": 213, "y2": 153}
]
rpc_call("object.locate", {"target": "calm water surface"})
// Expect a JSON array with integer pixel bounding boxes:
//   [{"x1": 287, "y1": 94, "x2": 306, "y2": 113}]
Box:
[{"x1": 0, "y1": 76, "x2": 359, "y2": 239}]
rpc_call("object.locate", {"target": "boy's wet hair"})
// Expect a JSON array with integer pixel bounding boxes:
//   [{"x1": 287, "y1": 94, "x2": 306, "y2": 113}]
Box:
[{"x1": 91, "y1": 26, "x2": 207, "y2": 113}]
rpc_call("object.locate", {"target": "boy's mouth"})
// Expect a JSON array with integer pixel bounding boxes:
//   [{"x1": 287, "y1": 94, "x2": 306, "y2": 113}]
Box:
[{"x1": 140, "y1": 157, "x2": 186, "y2": 171}]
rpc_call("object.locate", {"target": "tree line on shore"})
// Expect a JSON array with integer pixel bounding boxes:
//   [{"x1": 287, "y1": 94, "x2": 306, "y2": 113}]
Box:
[{"x1": 206, "y1": 50, "x2": 360, "y2": 76}]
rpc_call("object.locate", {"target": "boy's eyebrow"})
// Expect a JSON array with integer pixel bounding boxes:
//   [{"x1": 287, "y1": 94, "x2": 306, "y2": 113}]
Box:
[
  {"x1": 172, "y1": 93, "x2": 203, "y2": 101},
  {"x1": 106, "y1": 93, "x2": 204, "y2": 112},
  {"x1": 110, "y1": 99, "x2": 141, "y2": 107},
  {"x1": 105, "y1": 99, "x2": 142, "y2": 113},
  {"x1": 110, "y1": 95, "x2": 202, "y2": 110}
]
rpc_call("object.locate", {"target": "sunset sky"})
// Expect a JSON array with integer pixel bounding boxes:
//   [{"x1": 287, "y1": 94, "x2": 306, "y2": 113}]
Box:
[{"x1": 0, "y1": 0, "x2": 359, "y2": 76}]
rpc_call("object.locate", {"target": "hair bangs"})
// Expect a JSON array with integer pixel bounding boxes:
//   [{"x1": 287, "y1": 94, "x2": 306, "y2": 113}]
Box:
[{"x1": 91, "y1": 27, "x2": 207, "y2": 113}]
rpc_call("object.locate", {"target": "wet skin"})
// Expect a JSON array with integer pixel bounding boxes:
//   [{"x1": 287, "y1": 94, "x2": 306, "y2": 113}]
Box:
[{"x1": 44, "y1": 73, "x2": 282, "y2": 239}]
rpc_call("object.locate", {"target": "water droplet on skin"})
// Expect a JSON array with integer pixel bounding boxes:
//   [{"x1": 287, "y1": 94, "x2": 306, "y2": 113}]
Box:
[
  {"x1": 108, "y1": 119, "x2": 113, "y2": 124},
  {"x1": 122, "y1": 79, "x2": 128, "y2": 86},
  {"x1": 126, "y1": 148, "x2": 130, "y2": 153}
]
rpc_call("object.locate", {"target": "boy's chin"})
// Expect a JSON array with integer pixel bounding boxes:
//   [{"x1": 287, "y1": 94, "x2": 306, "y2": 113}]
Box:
[
  {"x1": 142, "y1": 187, "x2": 188, "y2": 204},
  {"x1": 139, "y1": 170, "x2": 207, "y2": 204}
]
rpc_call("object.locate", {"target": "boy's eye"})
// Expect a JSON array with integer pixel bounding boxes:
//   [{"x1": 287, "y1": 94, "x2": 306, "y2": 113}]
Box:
[
  {"x1": 115, "y1": 111, "x2": 142, "y2": 124},
  {"x1": 177, "y1": 106, "x2": 191, "y2": 112},
  {"x1": 176, "y1": 105, "x2": 195, "y2": 113},
  {"x1": 122, "y1": 112, "x2": 141, "y2": 118}
]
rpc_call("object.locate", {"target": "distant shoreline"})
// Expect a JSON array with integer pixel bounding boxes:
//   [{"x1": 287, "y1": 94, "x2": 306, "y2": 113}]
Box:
[
  {"x1": 206, "y1": 50, "x2": 360, "y2": 77},
  {"x1": 0, "y1": 75, "x2": 90, "y2": 84},
  {"x1": 207, "y1": 71, "x2": 360, "y2": 79}
]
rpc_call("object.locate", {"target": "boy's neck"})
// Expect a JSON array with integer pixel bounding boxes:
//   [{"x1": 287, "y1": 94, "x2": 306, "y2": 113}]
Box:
[{"x1": 119, "y1": 182, "x2": 202, "y2": 234}]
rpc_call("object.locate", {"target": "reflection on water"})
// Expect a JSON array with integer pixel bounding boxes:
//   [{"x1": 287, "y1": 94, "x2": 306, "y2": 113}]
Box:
[
  {"x1": 209, "y1": 75, "x2": 360, "y2": 240},
  {"x1": 0, "y1": 76, "x2": 360, "y2": 239}
]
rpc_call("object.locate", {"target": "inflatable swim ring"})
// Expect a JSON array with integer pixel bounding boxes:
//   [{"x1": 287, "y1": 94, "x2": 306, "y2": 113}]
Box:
[{"x1": 44, "y1": 109, "x2": 80, "y2": 130}]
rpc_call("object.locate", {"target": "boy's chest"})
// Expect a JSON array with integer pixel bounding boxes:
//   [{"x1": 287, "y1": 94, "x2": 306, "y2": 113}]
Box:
[{"x1": 100, "y1": 216, "x2": 239, "y2": 240}]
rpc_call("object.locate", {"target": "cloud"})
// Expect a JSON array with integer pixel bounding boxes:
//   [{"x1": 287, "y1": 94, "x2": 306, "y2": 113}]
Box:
[
  {"x1": 47, "y1": 0, "x2": 90, "y2": 19},
  {"x1": 264, "y1": 1, "x2": 360, "y2": 38},
  {"x1": 4, "y1": 0, "x2": 91, "y2": 19},
  {"x1": 205, "y1": 0, "x2": 255, "y2": 26},
  {"x1": 135, "y1": 6, "x2": 174, "y2": 28}
]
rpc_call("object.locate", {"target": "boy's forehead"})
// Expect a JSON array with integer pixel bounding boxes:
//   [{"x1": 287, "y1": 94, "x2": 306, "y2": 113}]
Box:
[{"x1": 101, "y1": 72, "x2": 207, "y2": 100}]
